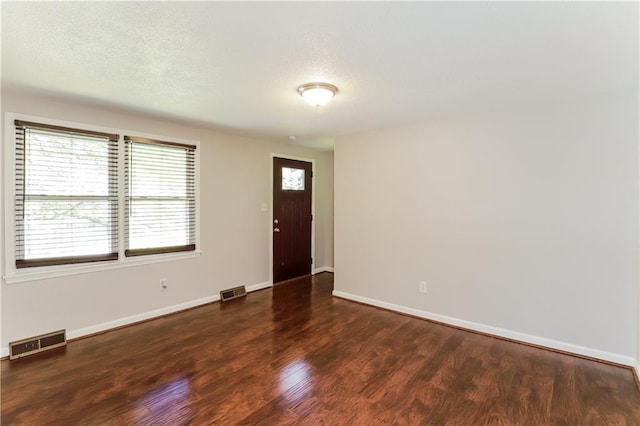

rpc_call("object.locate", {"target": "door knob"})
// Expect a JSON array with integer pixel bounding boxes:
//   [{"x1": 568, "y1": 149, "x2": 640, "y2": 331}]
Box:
[
  {"x1": 274, "y1": 227, "x2": 280, "y2": 232},
  {"x1": 274, "y1": 219, "x2": 279, "y2": 224}
]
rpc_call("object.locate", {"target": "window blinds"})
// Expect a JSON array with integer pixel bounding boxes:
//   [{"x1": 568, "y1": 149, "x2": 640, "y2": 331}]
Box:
[
  {"x1": 14, "y1": 120, "x2": 119, "y2": 268},
  {"x1": 124, "y1": 136, "x2": 196, "y2": 256}
]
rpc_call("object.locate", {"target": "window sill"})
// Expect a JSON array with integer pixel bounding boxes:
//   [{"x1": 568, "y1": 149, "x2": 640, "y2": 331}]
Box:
[{"x1": 3, "y1": 250, "x2": 202, "y2": 284}]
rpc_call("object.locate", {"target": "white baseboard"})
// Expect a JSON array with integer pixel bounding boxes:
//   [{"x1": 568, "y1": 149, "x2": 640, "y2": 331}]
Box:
[
  {"x1": 1, "y1": 280, "x2": 272, "y2": 358},
  {"x1": 313, "y1": 266, "x2": 334, "y2": 274},
  {"x1": 246, "y1": 280, "x2": 272, "y2": 292},
  {"x1": 332, "y1": 290, "x2": 636, "y2": 367},
  {"x1": 66, "y1": 294, "x2": 220, "y2": 342}
]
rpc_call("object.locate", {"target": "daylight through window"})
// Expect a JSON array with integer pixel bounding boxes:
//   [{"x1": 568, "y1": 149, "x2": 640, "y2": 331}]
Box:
[
  {"x1": 12, "y1": 119, "x2": 199, "y2": 272},
  {"x1": 282, "y1": 167, "x2": 305, "y2": 191},
  {"x1": 124, "y1": 136, "x2": 196, "y2": 256},
  {"x1": 14, "y1": 120, "x2": 119, "y2": 268}
]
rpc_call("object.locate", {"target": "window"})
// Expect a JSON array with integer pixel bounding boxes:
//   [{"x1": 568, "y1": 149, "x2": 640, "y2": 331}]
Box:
[
  {"x1": 14, "y1": 120, "x2": 119, "y2": 268},
  {"x1": 7, "y1": 115, "x2": 200, "y2": 281},
  {"x1": 281, "y1": 167, "x2": 305, "y2": 191},
  {"x1": 124, "y1": 136, "x2": 196, "y2": 256}
]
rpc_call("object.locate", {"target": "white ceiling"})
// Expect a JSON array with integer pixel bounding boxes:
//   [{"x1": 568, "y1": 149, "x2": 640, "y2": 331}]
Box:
[{"x1": 2, "y1": 2, "x2": 637, "y2": 150}]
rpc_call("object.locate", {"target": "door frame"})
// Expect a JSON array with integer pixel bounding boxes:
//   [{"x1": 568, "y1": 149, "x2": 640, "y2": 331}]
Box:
[{"x1": 269, "y1": 153, "x2": 316, "y2": 285}]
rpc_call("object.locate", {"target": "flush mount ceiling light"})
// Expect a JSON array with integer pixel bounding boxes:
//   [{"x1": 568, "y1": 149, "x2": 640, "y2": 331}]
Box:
[{"x1": 297, "y1": 82, "x2": 338, "y2": 107}]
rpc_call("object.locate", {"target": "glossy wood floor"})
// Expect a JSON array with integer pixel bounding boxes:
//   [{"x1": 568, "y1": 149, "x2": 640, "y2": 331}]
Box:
[{"x1": 2, "y1": 273, "x2": 639, "y2": 425}]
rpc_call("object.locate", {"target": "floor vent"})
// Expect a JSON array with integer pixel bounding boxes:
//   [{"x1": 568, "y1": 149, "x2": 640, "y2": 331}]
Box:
[
  {"x1": 220, "y1": 285, "x2": 247, "y2": 302},
  {"x1": 9, "y1": 330, "x2": 67, "y2": 360}
]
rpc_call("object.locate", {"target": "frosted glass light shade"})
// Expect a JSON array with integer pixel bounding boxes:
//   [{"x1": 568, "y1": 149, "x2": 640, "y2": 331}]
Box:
[{"x1": 298, "y1": 83, "x2": 338, "y2": 107}]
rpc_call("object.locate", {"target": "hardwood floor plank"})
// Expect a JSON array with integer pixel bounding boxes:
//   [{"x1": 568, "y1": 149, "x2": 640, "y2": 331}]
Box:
[{"x1": 2, "y1": 273, "x2": 639, "y2": 425}]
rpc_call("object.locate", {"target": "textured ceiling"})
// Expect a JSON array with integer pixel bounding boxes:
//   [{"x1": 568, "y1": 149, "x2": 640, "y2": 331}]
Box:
[{"x1": 2, "y1": 2, "x2": 637, "y2": 150}]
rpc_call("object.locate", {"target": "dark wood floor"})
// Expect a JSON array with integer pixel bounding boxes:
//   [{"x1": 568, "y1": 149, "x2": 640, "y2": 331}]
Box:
[{"x1": 2, "y1": 273, "x2": 639, "y2": 425}]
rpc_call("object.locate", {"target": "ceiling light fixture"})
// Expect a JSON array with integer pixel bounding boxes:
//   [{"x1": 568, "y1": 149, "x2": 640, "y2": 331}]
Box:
[{"x1": 297, "y1": 82, "x2": 338, "y2": 107}]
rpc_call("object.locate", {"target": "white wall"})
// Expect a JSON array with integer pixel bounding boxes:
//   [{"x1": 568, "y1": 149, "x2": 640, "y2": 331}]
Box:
[
  {"x1": 334, "y1": 90, "x2": 639, "y2": 364},
  {"x1": 0, "y1": 88, "x2": 334, "y2": 353},
  {"x1": 316, "y1": 152, "x2": 334, "y2": 270}
]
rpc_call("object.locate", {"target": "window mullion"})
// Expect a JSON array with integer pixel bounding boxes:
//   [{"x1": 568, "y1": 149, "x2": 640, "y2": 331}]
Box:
[
  {"x1": 117, "y1": 135, "x2": 126, "y2": 261},
  {"x1": 9, "y1": 116, "x2": 198, "y2": 274}
]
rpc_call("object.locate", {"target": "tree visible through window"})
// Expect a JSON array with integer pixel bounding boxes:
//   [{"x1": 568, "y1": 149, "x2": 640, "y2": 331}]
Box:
[
  {"x1": 124, "y1": 136, "x2": 196, "y2": 256},
  {"x1": 12, "y1": 119, "x2": 198, "y2": 271},
  {"x1": 282, "y1": 167, "x2": 305, "y2": 191},
  {"x1": 14, "y1": 121, "x2": 118, "y2": 268}
]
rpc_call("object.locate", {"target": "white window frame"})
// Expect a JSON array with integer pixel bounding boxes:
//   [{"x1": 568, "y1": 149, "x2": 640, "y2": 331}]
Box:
[{"x1": 2, "y1": 113, "x2": 201, "y2": 284}]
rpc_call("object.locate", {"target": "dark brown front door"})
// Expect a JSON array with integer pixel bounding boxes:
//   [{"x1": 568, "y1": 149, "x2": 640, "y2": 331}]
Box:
[{"x1": 273, "y1": 157, "x2": 312, "y2": 283}]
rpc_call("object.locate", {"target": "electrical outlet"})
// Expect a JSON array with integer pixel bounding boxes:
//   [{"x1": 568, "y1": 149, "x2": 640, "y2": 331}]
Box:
[
  {"x1": 160, "y1": 278, "x2": 168, "y2": 291},
  {"x1": 419, "y1": 281, "x2": 427, "y2": 293}
]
